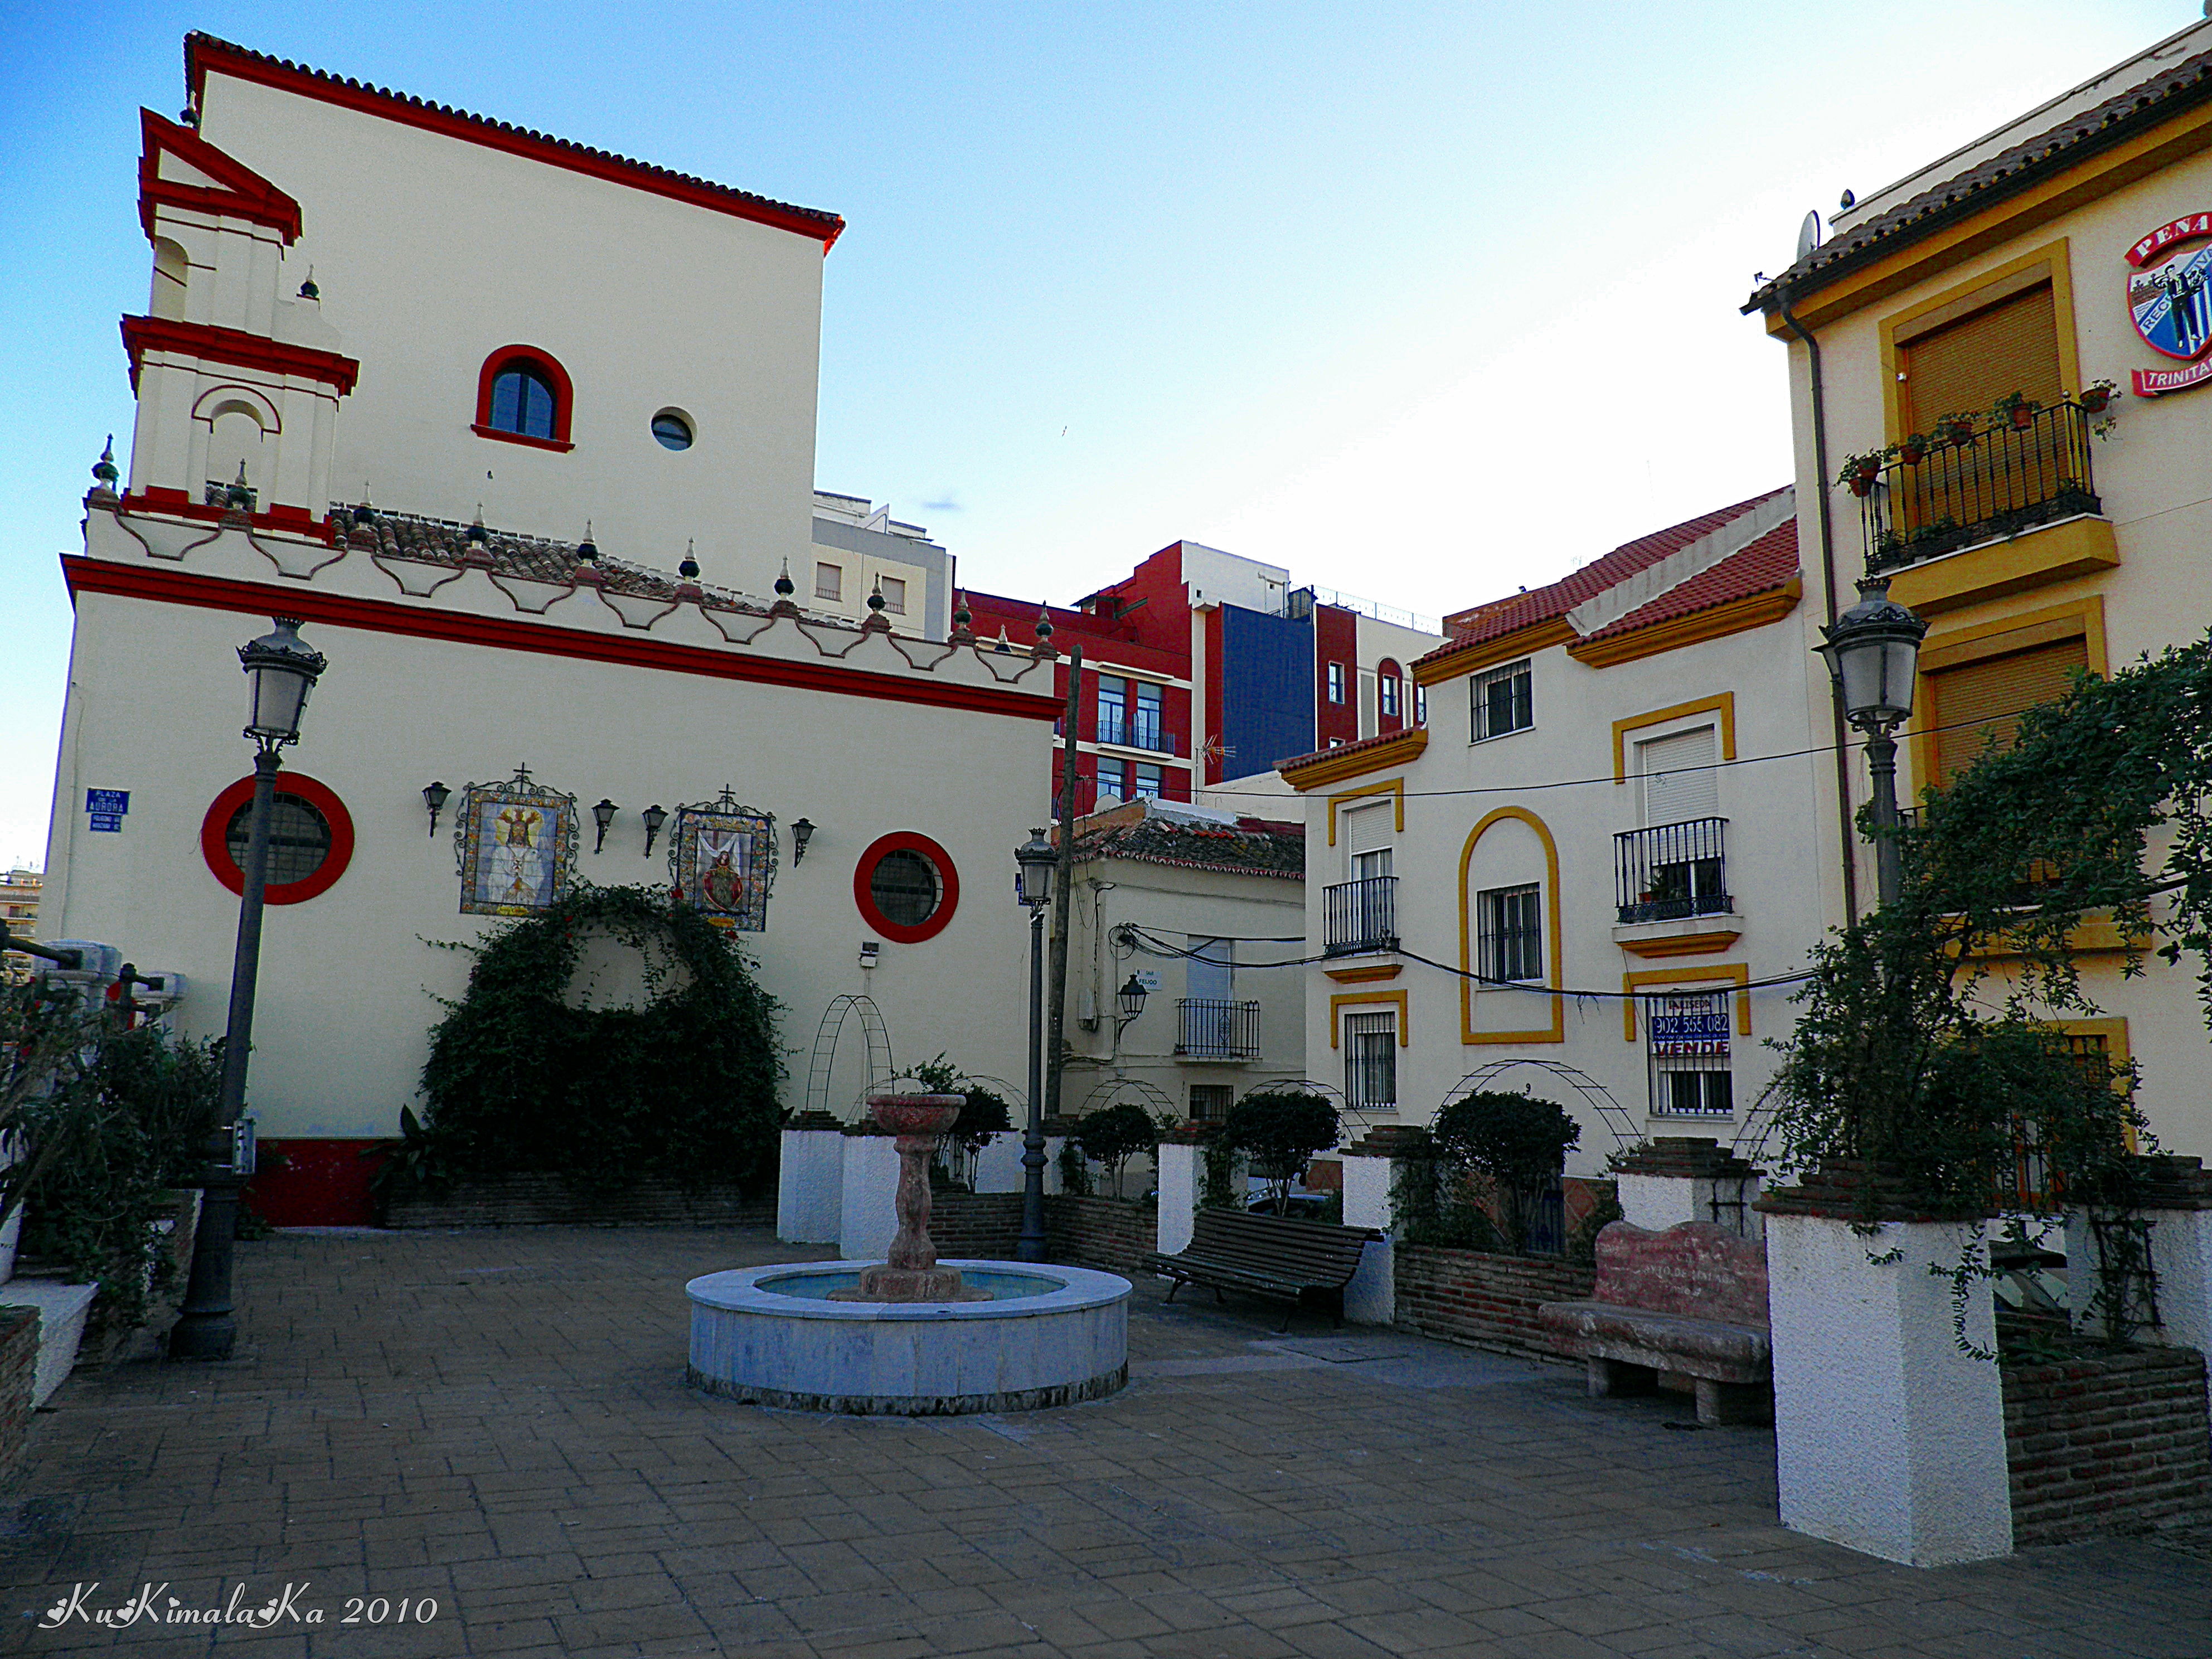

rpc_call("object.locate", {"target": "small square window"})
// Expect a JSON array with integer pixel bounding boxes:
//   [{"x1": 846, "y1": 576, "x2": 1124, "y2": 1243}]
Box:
[
  {"x1": 879, "y1": 576, "x2": 906, "y2": 614},
  {"x1": 814, "y1": 562, "x2": 843, "y2": 601},
  {"x1": 1327, "y1": 662, "x2": 1346, "y2": 704}
]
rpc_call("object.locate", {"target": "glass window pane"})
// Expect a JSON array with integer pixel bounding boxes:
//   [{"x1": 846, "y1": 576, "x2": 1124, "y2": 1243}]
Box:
[
  {"x1": 226, "y1": 793, "x2": 332, "y2": 886},
  {"x1": 869, "y1": 850, "x2": 939, "y2": 926}
]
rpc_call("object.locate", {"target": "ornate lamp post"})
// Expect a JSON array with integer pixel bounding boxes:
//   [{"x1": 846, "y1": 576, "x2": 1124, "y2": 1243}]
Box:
[
  {"x1": 1815, "y1": 576, "x2": 1928, "y2": 909},
  {"x1": 1014, "y1": 828, "x2": 1056, "y2": 1262},
  {"x1": 171, "y1": 618, "x2": 326, "y2": 1361}
]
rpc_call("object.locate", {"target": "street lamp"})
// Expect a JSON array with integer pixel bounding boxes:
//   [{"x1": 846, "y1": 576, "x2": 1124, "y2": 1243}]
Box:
[
  {"x1": 1115, "y1": 973, "x2": 1149, "y2": 1027},
  {"x1": 1815, "y1": 575, "x2": 1928, "y2": 908},
  {"x1": 1014, "y1": 828, "x2": 1056, "y2": 1262},
  {"x1": 172, "y1": 618, "x2": 326, "y2": 1361}
]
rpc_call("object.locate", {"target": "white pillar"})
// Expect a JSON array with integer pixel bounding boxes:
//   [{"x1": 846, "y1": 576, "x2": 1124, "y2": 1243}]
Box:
[
  {"x1": 1614, "y1": 1137, "x2": 1764, "y2": 1241},
  {"x1": 776, "y1": 1114, "x2": 846, "y2": 1245},
  {"x1": 2082, "y1": 1156, "x2": 2212, "y2": 1413},
  {"x1": 1764, "y1": 1206, "x2": 2012, "y2": 1565},
  {"x1": 1155, "y1": 1138, "x2": 1201, "y2": 1258},
  {"x1": 1340, "y1": 1148, "x2": 1395, "y2": 1326},
  {"x1": 838, "y1": 1131, "x2": 900, "y2": 1262}
]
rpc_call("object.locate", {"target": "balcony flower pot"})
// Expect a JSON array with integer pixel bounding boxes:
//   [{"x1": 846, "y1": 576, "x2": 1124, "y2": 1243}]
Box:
[
  {"x1": 1942, "y1": 418, "x2": 1976, "y2": 447},
  {"x1": 2007, "y1": 404, "x2": 2035, "y2": 430},
  {"x1": 1898, "y1": 436, "x2": 1927, "y2": 466},
  {"x1": 2079, "y1": 382, "x2": 2114, "y2": 415}
]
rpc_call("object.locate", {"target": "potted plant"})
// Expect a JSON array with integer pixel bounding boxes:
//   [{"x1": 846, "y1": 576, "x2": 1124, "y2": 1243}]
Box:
[
  {"x1": 1898, "y1": 433, "x2": 1929, "y2": 466},
  {"x1": 1939, "y1": 412, "x2": 1977, "y2": 447},
  {"x1": 1993, "y1": 390, "x2": 2038, "y2": 430},
  {"x1": 1838, "y1": 449, "x2": 1888, "y2": 497},
  {"x1": 2078, "y1": 378, "x2": 2118, "y2": 415}
]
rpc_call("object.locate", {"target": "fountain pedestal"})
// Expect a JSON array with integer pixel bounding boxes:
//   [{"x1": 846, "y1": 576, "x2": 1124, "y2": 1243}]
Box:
[{"x1": 833, "y1": 1094, "x2": 989, "y2": 1303}]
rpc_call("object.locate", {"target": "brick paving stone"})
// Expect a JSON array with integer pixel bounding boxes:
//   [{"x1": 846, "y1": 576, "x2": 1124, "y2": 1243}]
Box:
[{"x1": 0, "y1": 1226, "x2": 2205, "y2": 1658}]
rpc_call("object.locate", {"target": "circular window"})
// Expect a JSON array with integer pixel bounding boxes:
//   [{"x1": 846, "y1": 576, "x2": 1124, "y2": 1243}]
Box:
[
  {"x1": 200, "y1": 773, "x2": 356, "y2": 904},
  {"x1": 651, "y1": 409, "x2": 694, "y2": 451},
  {"x1": 852, "y1": 832, "x2": 961, "y2": 944}
]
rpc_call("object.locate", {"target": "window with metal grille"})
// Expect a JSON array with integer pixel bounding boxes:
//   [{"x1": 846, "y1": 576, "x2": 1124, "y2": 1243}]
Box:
[
  {"x1": 1134, "y1": 681, "x2": 1164, "y2": 749},
  {"x1": 1187, "y1": 1083, "x2": 1234, "y2": 1123},
  {"x1": 867, "y1": 849, "x2": 940, "y2": 928},
  {"x1": 1477, "y1": 884, "x2": 1542, "y2": 982},
  {"x1": 1344, "y1": 1012, "x2": 1396, "y2": 1110},
  {"x1": 814, "y1": 562, "x2": 842, "y2": 601},
  {"x1": 1646, "y1": 990, "x2": 1733, "y2": 1118},
  {"x1": 1471, "y1": 659, "x2": 1533, "y2": 742},
  {"x1": 879, "y1": 576, "x2": 906, "y2": 614},
  {"x1": 226, "y1": 793, "x2": 332, "y2": 887}
]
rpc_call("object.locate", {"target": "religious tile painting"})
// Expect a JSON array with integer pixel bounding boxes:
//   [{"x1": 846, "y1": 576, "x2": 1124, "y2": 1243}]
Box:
[
  {"x1": 455, "y1": 767, "x2": 579, "y2": 916},
  {"x1": 671, "y1": 788, "x2": 776, "y2": 931}
]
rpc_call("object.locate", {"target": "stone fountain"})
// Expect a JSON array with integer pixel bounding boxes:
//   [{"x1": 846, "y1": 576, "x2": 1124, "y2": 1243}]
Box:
[{"x1": 687, "y1": 1093, "x2": 1131, "y2": 1414}]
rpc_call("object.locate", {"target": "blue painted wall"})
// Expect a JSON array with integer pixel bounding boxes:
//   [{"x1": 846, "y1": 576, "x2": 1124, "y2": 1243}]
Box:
[{"x1": 1220, "y1": 604, "x2": 1314, "y2": 780}]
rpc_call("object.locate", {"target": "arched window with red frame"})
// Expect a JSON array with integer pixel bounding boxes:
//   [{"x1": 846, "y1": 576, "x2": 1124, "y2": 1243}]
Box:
[
  {"x1": 1377, "y1": 658, "x2": 1405, "y2": 731},
  {"x1": 473, "y1": 346, "x2": 575, "y2": 452}
]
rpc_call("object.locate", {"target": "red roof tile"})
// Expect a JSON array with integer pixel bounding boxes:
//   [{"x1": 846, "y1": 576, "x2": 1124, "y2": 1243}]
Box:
[
  {"x1": 1578, "y1": 519, "x2": 1799, "y2": 641},
  {"x1": 1422, "y1": 488, "x2": 1790, "y2": 670}
]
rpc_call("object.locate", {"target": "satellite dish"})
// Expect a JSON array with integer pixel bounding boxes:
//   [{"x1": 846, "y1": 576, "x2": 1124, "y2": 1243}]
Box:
[{"x1": 1796, "y1": 210, "x2": 1824, "y2": 261}]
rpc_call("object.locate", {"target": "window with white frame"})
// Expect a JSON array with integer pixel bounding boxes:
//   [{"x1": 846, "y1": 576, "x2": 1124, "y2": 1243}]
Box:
[
  {"x1": 1646, "y1": 989, "x2": 1734, "y2": 1117},
  {"x1": 1326, "y1": 662, "x2": 1346, "y2": 704},
  {"x1": 814, "y1": 561, "x2": 843, "y2": 601},
  {"x1": 1477, "y1": 882, "x2": 1543, "y2": 982},
  {"x1": 1380, "y1": 675, "x2": 1400, "y2": 718},
  {"x1": 1344, "y1": 1011, "x2": 1397, "y2": 1110},
  {"x1": 1097, "y1": 675, "x2": 1128, "y2": 746},
  {"x1": 1470, "y1": 659, "x2": 1533, "y2": 742},
  {"x1": 1414, "y1": 683, "x2": 1427, "y2": 726}
]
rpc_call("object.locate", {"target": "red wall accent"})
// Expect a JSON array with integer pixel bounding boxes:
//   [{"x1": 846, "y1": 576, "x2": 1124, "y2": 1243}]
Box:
[
  {"x1": 852, "y1": 831, "x2": 962, "y2": 943},
  {"x1": 1204, "y1": 606, "x2": 1226, "y2": 784},
  {"x1": 1376, "y1": 656, "x2": 1405, "y2": 734},
  {"x1": 249, "y1": 1138, "x2": 385, "y2": 1226},
  {"x1": 121, "y1": 314, "x2": 361, "y2": 395},
  {"x1": 200, "y1": 771, "x2": 356, "y2": 903},
  {"x1": 138, "y1": 108, "x2": 302, "y2": 243},
  {"x1": 472, "y1": 346, "x2": 577, "y2": 451},
  {"x1": 62, "y1": 555, "x2": 1063, "y2": 722},
  {"x1": 1314, "y1": 604, "x2": 1360, "y2": 748},
  {"x1": 188, "y1": 35, "x2": 846, "y2": 249}
]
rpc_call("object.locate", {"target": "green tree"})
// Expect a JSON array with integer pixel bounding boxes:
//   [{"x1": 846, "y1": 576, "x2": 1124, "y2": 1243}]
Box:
[
  {"x1": 1221, "y1": 1090, "x2": 1340, "y2": 1214},
  {"x1": 1072, "y1": 1102, "x2": 1166, "y2": 1199},
  {"x1": 1428, "y1": 1089, "x2": 1580, "y2": 1254}
]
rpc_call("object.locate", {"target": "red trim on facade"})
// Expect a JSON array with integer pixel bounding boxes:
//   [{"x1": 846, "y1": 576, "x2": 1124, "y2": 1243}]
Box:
[
  {"x1": 121, "y1": 314, "x2": 361, "y2": 395},
  {"x1": 1314, "y1": 604, "x2": 1360, "y2": 749},
  {"x1": 199, "y1": 770, "x2": 357, "y2": 904},
  {"x1": 62, "y1": 556, "x2": 1064, "y2": 722},
  {"x1": 473, "y1": 347, "x2": 577, "y2": 449},
  {"x1": 852, "y1": 832, "x2": 962, "y2": 944},
  {"x1": 119, "y1": 488, "x2": 341, "y2": 544},
  {"x1": 138, "y1": 107, "x2": 302, "y2": 244},
  {"x1": 187, "y1": 35, "x2": 846, "y2": 250},
  {"x1": 1376, "y1": 656, "x2": 1405, "y2": 735},
  {"x1": 1203, "y1": 606, "x2": 1225, "y2": 785}
]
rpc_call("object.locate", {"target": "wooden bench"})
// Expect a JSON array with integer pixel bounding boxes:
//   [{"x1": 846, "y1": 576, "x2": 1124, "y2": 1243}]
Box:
[
  {"x1": 1537, "y1": 1220, "x2": 1772, "y2": 1425},
  {"x1": 1144, "y1": 1209, "x2": 1381, "y2": 1331}
]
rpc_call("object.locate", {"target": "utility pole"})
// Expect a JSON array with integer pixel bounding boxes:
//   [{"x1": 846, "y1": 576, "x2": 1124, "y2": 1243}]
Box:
[{"x1": 1045, "y1": 643, "x2": 1082, "y2": 1123}]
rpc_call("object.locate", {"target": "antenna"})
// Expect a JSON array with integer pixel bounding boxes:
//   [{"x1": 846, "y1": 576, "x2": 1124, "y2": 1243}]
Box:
[{"x1": 1796, "y1": 210, "x2": 1824, "y2": 263}]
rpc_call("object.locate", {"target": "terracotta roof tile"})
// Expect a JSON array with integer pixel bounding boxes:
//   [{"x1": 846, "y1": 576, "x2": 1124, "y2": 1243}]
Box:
[
  {"x1": 1578, "y1": 519, "x2": 1799, "y2": 641},
  {"x1": 1275, "y1": 726, "x2": 1423, "y2": 774},
  {"x1": 1069, "y1": 813, "x2": 1304, "y2": 880},
  {"x1": 1746, "y1": 44, "x2": 2212, "y2": 312},
  {"x1": 1419, "y1": 488, "x2": 1790, "y2": 671}
]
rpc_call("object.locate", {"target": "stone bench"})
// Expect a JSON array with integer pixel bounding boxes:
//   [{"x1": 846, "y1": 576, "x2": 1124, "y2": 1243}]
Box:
[{"x1": 1537, "y1": 1220, "x2": 1772, "y2": 1425}]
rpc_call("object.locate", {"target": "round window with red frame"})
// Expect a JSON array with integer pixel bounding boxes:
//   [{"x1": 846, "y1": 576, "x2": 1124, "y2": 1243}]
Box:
[
  {"x1": 200, "y1": 773, "x2": 356, "y2": 904},
  {"x1": 852, "y1": 832, "x2": 960, "y2": 943}
]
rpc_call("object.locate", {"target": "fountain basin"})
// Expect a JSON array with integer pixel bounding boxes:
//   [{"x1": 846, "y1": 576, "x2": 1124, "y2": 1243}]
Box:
[{"x1": 687, "y1": 1259, "x2": 1131, "y2": 1415}]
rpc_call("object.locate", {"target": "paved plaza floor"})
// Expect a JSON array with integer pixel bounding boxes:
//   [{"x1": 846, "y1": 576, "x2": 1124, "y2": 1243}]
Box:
[{"x1": 0, "y1": 1226, "x2": 2204, "y2": 1658}]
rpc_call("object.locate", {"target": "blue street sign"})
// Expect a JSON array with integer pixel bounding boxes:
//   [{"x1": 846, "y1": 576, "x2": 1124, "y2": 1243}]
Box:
[
  {"x1": 88, "y1": 814, "x2": 124, "y2": 833},
  {"x1": 85, "y1": 789, "x2": 130, "y2": 816}
]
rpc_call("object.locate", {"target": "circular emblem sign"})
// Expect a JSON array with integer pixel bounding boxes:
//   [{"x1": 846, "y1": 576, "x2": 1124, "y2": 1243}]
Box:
[{"x1": 2128, "y1": 213, "x2": 2212, "y2": 361}]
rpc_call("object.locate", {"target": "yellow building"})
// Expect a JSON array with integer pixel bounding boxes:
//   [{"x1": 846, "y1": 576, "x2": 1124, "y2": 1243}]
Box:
[
  {"x1": 1745, "y1": 19, "x2": 2212, "y2": 1158},
  {"x1": 0, "y1": 867, "x2": 40, "y2": 978}
]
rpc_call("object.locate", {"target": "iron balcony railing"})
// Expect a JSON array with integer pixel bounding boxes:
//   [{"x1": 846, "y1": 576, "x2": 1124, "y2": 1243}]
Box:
[
  {"x1": 1856, "y1": 399, "x2": 2101, "y2": 575},
  {"x1": 1323, "y1": 875, "x2": 1398, "y2": 955},
  {"x1": 1176, "y1": 998, "x2": 1262, "y2": 1060},
  {"x1": 1095, "y1": 715, "x2": 1177, "y2": 753},
  {"x1": 1616, "y1": 818, "x2": 1731, "y2": 924}
]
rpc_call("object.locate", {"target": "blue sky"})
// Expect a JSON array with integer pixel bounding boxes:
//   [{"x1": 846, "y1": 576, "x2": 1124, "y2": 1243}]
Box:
[{"x1": 0, "y1": 1, "x2": 2189, "y2": 866}]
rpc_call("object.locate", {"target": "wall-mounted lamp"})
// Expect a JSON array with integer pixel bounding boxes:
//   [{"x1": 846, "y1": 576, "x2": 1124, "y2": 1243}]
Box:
[
  {"x1": 790, "y1": 817, "x2": 815, "y2": 865},
  {"x1": 641, "y1": 803, "x2": 667, "y2": 857},
  {"x1": 1115, "y1": 973, "x2": 1150, "y2": 1028},
  {"x1": 591, "y1": 798, "x2": 618, "y2": 854},
  {"x1": 859, "y1": 940, "x2": 880, "y2": 971},
  {"x1": 423, "y1": 781, "x2": 450, "y2": 838}
]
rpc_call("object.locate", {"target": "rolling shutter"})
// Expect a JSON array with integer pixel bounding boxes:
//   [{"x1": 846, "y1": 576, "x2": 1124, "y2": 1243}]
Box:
[
  {"x1": 1639, "y1": 726, "x2": 1719, "y2": 826},
  {"x1": 1900, "y1": 283, "x2": 2062, "y2": 433},
  {"x1": 1930, "y1": 636, "x2": 2087, "y2": 782}
]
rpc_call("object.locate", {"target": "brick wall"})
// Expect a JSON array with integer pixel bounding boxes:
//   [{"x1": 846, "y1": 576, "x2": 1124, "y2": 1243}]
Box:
[
  {"x1": 1394, "y1": 1244, "x2": 1595, "y2": 1364},
  {"x1": 2004, "y1": 1345, "x2": 2211, "y2": 1545},
  {"x1": 1047, "y1": 1195, "x2": 1157, "y2": 1273},
  {"x1": 386, "y1": 1173, "x2": 775, "y2": 1230},
  {"x1": 0, "y1": 1307, "x2": 37, "y2": 1481},
  {"x1": 929, "y1": 1192, "x2": 1023, "y2": 1258}
]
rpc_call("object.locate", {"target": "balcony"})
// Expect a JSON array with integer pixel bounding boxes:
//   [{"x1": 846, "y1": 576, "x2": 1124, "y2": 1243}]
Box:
[
  {"x1": 1856, "y1": 399, "x2": 2099, "y2": 576},
  {"x1": 1175, "y1": 998, "x2": 1261, "y2": 1061},
  {"x1": 1095, "y1": 715, "x2": 1178, "y2": 754},
  {"x1": 1616, "y1": 818, "x2": 1730, "y2": 925},
  {"x1": 1324, "y1": 875, "x2": 1398, "y2": 956}
]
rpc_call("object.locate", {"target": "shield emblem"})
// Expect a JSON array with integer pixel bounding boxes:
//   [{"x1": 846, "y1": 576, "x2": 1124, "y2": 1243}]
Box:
[{"x1": 2131, "y1": 241, "x2": 2212, "y2": 361}]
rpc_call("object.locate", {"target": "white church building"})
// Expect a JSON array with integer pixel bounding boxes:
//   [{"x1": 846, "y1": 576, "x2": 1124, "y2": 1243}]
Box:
[{"x1": 37, "y1": 35, "x2": 1061, "y2": 1221}]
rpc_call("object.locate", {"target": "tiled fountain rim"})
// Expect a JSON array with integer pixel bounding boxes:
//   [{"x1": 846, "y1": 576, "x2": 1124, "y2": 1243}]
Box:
[{"x1": 686, "y1": 1259, "x2": 1132, "y2": 1322}]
